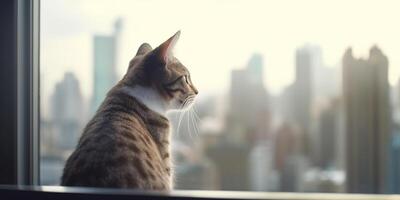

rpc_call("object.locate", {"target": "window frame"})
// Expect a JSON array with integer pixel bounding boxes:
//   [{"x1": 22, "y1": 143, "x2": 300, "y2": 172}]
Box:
[
  {"x1": 0, "y1": 0, "x2": 40, "y2": 185},
  {"x1": 16, "y1": 0, "x2": 40, "y2": 185}
]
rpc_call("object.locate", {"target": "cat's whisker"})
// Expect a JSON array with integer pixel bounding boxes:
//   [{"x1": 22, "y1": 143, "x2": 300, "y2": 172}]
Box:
[
  {"x1": 190, "y1": 109, "x2": 199, "y2": 138},
  {"x1": 174, "y1": 109, "x2": 181, "y2": 134},
  {"x1": 192, "y1": 109, "x2": 200, "y2": 122},
  {"x1": 192, "y1": 103, "x2": 202, "y2": 123},
  {"x1": 190, "y1": 106, "x2": 196, "y2": 139},
  {"x1": 176, "y1": 111, "x2": 183, "y2": 139},
  {"x1": 174, "y1": 105, "x2": 182, "y2": 134},
  {"x1": 192, "y1": 108, "x2": 200, "y2": 137},
  {"x1": 176, "y1": 99, "x2": 188, "y2": 138},
  {"x1": 191, "y1": 109, "x2": 200, "y2": 137},
  {"x1": 179, "y1": 98, "x2": 200, "y2": 141},
  {"x1": 189, "y1": 109, "x2": 196, "y2": 139},
  {"x1": 186, "y1": 108, "x2": 192, "y2": 140},
  {"x1": 188, "y1": 103, "x2": 201, "y2": 138}
]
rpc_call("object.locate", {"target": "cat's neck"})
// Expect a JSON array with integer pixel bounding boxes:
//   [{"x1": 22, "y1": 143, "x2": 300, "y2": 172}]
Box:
[{"x1": 121, "y1": 85, "x2": 168, "y2": 116}]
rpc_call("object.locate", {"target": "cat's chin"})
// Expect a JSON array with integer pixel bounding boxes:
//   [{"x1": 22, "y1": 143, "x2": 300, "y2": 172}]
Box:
[
  {"x1": 168, "y1": 104, "x2": 192, "y2": 113},
  {"x1": 167, "y1": 97, "x2": 195, "y2": 112},
  {"x1": 181, "y1": 101, "x2": 195, "y2": 111}
]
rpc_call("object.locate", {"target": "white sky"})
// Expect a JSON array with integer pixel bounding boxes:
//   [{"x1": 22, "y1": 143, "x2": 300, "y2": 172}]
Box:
[{"x1": 41, "y1": 0, "x2": 400, "y2": 104}]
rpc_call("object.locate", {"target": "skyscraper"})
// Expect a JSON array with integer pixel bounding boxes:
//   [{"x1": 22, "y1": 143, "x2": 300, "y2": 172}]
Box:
[
  {"x1": 343, "y1": 46, "x2": 391, "y2": 193},
  {"x1": 91, "y1": 19, "x2": 123, "y2": 113},
  {"x1": 229, "y1": 54, "x2": 270, "y2": 143},
  {"x1": 292, "y1": 46, "x2": 314, "y2": 128},
  {"x1": 205, "y1": 54, "x2": 269, "y2": 191},
  {"x1": 317, "y1": 99, "x2": 341, "y2": 168},
  {"x1": 50, "y1": 72, "x2": 85, "y2": 151},
  {"x1": 289, "y1": 45, "x2": 321, "y2": 159}
]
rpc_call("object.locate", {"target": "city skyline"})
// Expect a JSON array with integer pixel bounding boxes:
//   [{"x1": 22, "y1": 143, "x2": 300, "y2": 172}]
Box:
[
  {"x1": 41, "y1": 0, "x2": 400, "y2": 107},
  {"x1": 40, "y1": 42, "x2": 397, "y2": 119},
  {"x1": 41, "y1": 44, "x2": 400, "y2": 193},
  {"x1": 40, "y1": 0, "x2": 400, "y2": 193}
]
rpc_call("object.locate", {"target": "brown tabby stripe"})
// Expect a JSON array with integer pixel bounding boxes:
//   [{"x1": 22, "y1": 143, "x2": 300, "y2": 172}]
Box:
[
  {"x1": 132, "y1": 156, "x2": 148, "y2": 178},
  {"x1": 159, "y1": 140, "x2": 169, "y2": 145},
  {"x1": 163, "y1": 76, "x2": 184, "y2": 87},
  {"x1": 127, "y1": 144, "x2": 141, "y2": 154},
  {"x1": 119, "y1": 130, "x2": 138, "y2": 141},
  {"x1": 145, "y1": 160, "x2": 155, "y2": 170},
  {"x1": 162, "y1": 153, "x2": 170, "y2": 159},
  {"x1": 163, "y1": 87, "x2": 184, "y2": 94}
]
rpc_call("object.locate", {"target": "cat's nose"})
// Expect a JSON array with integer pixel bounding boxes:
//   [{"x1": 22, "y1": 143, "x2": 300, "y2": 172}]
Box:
[{"x1": 191, "y1": 85, "x2": 198, "y2": 95}]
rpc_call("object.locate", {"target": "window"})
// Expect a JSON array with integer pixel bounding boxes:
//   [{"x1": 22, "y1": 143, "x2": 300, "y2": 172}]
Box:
[
  {"x1": 2, "y1": 0, "x2": 400, "y2": 199},
  {"x1": 39, "y1": 0, "x2": 400, "y2": 193}
]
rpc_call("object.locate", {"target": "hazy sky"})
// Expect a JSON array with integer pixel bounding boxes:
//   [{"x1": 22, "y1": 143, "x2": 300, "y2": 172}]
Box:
[{"x1": 41, "y1": 0, "x2": 400, "y2": 104}]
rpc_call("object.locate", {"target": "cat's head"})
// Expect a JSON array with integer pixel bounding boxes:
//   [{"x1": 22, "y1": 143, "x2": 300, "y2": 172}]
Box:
[{"x1": 124, "y1": 31, "x2": 198, "y2": 112}]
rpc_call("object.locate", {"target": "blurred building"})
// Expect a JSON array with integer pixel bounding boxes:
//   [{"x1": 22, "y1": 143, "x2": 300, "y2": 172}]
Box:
[
  {"x1": 289, "y1": 45, "x2": 324, "y2": 160},
  {"x1": 40, "y1": 119, "x2": 57, "y2": 156},
  {"x1": 273, "y1": 123, "x2": 305, "y2": 191},
  {"x1": 398, "y1": 80, "x2": 400, "y2": 113},
  {"x1": 50, "y1": 72, "x2": 85, "y2": 151},
  {"x1": 229, "y1": 54, "x2": 270, "y2": 144},
  {"x1": 312, "y1": 49, "x2": 340, "y2": 104},
  {"x1": 317, "y1": 99, "x2": 341, "y2": 168},
  {"x1": 292, "y1": 46, "x2": 315, "y2": 132},
  {"x1": 274, "y1": 123, "x2": 300, "y2": 171},
  {"x1": 207, "y1": 140, "x2": 251, "y2": 190},
  {"x1": 343, "y1": 46, "x2": 391, "y2": 193},
  {"x1": 205, "y1": 54, "x2": 271, "y2": 191},
  {"x1": 389, "y1": 124, "x2": 400, "y2": 193},
  {"x1": 42, "y1": 71, "x2": 85, "y2": 185},
  {"x1": 393, "y1": 80, "x2": 400, "y2": 123},
  {"x1": 173, "y1": 139, "x2": 218, "y2": 190},
  {"x1": 91, "y1": 19, "x2": 122, "y2": 113},
  {"x1": 249, "y1": 140, "x2": 279, "y2": 191}
]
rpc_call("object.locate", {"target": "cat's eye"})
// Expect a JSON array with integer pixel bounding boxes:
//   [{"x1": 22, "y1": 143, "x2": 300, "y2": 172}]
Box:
[
  {"x1": 184, "y1": 75, "x2": 189, "y2": 84},
  {"x1": 164, "y1": 76, "x2": 184, "y2": 87}
]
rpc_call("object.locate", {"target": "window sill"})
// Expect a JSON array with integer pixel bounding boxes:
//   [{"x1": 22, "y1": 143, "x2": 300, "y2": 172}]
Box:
[{"x1": 0, "y1": 185, "x2": 399, "y2": 200}]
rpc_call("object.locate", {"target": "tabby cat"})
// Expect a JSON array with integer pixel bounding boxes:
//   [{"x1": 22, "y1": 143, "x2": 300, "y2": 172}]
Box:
[{"x1": 61, "y1": 31, "x2": 198, "y2": 190}]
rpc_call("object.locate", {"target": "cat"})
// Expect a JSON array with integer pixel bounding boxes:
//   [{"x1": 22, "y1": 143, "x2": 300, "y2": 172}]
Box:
[{"x1": 61, "y1": 31, "x2": 198, "y2": 190}]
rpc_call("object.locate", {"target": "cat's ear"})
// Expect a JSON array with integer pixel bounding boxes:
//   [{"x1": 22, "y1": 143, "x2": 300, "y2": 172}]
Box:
[
  {"x1": 136, "y1": 43, "x2": 152, "y2": 56},
  {"x1": 154, "y1": 31, "x2": 181, "y2": 63}
]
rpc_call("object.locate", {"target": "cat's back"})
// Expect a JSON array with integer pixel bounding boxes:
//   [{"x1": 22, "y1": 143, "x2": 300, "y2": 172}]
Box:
[
  {"x1": 61, "y1": 112, "x2": 143, "y2": 188},
  {"x1": 61, "y1": 90, "x2": 170, "y2": 189}
]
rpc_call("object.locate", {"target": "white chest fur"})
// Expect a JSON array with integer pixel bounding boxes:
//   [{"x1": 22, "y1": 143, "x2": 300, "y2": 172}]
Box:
[{"x1": 121, "y1": 85, "x2": 168, "y2": 116}]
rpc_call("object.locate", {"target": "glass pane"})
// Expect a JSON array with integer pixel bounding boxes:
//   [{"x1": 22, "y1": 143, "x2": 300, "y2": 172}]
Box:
[{"x1": 40, "y1": 0, "x2": 400, "y2": 193}]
